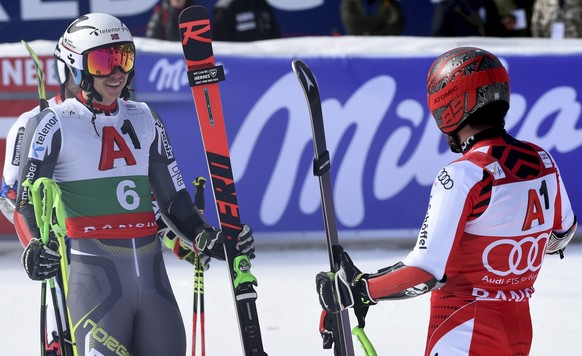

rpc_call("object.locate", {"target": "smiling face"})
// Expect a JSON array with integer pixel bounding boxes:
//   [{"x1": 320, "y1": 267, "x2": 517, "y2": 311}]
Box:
[{"x1": 86, "y1": 68, "x2": 129, "y2": 105}]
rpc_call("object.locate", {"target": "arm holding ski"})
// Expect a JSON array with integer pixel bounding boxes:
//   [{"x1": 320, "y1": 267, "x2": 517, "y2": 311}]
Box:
[
  {"x1": 15, "y1": 111, "x2": 63, "y2": 280},
  {"x1": 157, "y1": 214, "x2": 211, "y2": 269},
  {"x1": 317, "y1": 250, "x2": 445, "y2": 314},
  {"x1": 0, "y1": 185, "x2": 16, "y2": 224},
  {"x1": 1, "y1": 106, "x2": 42, "y2": 223},
  {"x1": 547, "y1": 168, "x2": 577, "y2": 259},
  {"x1": 316, "y1": 249, "x2": 379, "y2": 355},
  {"x1": 148, "y1": 110, "x2": 254, "y2": 260}
]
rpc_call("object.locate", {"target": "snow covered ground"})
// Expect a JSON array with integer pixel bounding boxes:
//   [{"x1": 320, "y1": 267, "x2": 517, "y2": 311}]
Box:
[{"x1": 1, "y1": 240, "x2": 581, "y2": 355}]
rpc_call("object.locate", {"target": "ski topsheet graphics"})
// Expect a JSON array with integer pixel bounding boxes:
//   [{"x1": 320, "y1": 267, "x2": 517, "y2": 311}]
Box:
[{"x1": 179, "y1": 6, "x2": 267, "y2": 356}]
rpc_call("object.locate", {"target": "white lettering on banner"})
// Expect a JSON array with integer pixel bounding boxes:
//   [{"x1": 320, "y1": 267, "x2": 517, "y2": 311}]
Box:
[
  {"x1": 149, "y1": 58, "x2": 188, "y2": 92},
  {"x1": 231, "y1": 74, "x2": 582, "y2": 228},
  {"x1": 514, "y1": 87, "x2": 582, "y2": 152},
  {"x1": 19, "y1": 0, "x2": 157, "y2": 20},
  {"x1": 230, "y1": 73, "x2": 452, "y2": 227},
  {"x1": 269, "y1": 0, "x2": 324, "y2": 11},
  {"x1": 148, "y1": 59, "x2": 582, "y2": 228},
  {"x1": 21, "y1": 0, "x2": 79, "y2": 20},
  {"x1": 90, "y1": 0, "x2": 159, "y2": 17},
  {"x1": 2, "y1": 60, "x2": 21, "y2": 87},
  {"x1": 24, "y1": 59, "x2": 37, "y2": 86},
  {"x1": 1, "y1": 57, "x2": 58, "y2": 87}
]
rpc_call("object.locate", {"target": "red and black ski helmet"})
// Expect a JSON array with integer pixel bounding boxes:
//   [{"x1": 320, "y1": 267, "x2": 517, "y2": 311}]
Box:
[{"x1": 426, "y1": 47, "x2": 510, "y2": 134}]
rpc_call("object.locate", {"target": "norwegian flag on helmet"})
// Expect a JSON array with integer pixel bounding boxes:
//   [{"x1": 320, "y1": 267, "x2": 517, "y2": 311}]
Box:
[{"x1": 111, "y1": 34, "x2": 120, "y2": 40}]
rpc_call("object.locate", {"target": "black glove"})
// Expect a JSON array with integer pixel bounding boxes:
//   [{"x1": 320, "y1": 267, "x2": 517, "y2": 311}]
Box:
[
  {"x1": 159, "y1": 227, "x2": 211, "y2": 270},
  {"x1": 319, "y1": 310, "x2": 334, "y2": 349},
  {"x1": 21, "y1": 238, "x2": 61, "y2": 281},
  {"x1": 316, "y1": 250, "x2": 377, "y2": 314},
  {"x1": 192, "y1": 223, "x2": 256, "y2": 261},
  {"x1": 236, "y1": 224, "x2": 255, "y2": 259},
  {"x1": 194, "y1": 226, "x2": 226, "y2": 260}
]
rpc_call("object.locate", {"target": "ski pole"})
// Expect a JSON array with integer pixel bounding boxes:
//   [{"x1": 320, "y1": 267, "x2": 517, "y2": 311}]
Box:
[
  {"x1": 193, "y1": 176, "x2": 207, "y2": 356},
  {"x1": 23, "y1": 178, "x2": 67, "y2": 355},
  {"x1": 20, "y1": 40, "x2": 52, "y2": 356},
  {"x1": 25, "y1": 178, "x2": 77, "y2": 356}
]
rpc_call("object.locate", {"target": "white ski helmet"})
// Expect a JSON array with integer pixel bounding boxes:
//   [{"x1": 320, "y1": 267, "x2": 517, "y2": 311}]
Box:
[
  {"x1": 58, "y1": 13, "x2": 135, "y2": 99},
  {"x1": 53, "y1": 37, "x2": 68, "y2": 86}
]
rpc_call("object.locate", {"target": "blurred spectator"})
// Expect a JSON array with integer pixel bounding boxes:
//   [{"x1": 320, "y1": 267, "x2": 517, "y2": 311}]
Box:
[
  {"x1": 340, "y1": 0, "x2": 405, "y2": 36},
  {"x1": 212, "y1": 0, "x2": 281, "y2": 41},
  {"x1": 493, "y1": 0, "x2": 534, "y2": 36},
  {"x1": 531, "y1": 0, "x2": 582, "y2": 38},
  {"x1": 146, "y1": 0, "x2": 196, "y2": 41},
  {"x1": 432, "y1": 0, "x2": 509, "y2": 37}
]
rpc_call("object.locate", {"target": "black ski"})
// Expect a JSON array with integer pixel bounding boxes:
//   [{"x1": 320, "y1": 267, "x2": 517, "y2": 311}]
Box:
[
  {"x1": 178, "y1": 6, "x2": 267, "y2": 356},
  {"x1": 292, "y1": 59, "x2": 355, "y2": 356}
]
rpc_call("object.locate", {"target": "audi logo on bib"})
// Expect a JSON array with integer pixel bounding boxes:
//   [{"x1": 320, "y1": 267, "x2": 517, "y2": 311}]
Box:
[{"x1": 482, "y1": 234, "x2": 549, "y2": 277}]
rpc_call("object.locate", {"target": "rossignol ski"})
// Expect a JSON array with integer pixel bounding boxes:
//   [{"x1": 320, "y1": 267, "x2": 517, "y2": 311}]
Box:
[
  {"x1": 178, "y1": 6, "x2": 267, "y2": 356},
  {"x1": 292, "y1": 59, "x2": 355, "y2": 356}
]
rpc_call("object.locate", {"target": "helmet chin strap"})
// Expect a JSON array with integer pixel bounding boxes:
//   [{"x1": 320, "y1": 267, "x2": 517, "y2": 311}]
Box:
[
  {"x1": 78, "y1": 76, "x2": 102, "y2": 137},
  {"x1": 85, "y1": 91, "x2": 101, "y2": 137},
  {"x1": 447, "y1": 132, "x2": 476, "y2": 154},
  {"x1": 447, "y1": 126, "x2": 506, "y2": 154},
  {"x1": 446, "y1": 134, "x2": 462, "y2": 153}
]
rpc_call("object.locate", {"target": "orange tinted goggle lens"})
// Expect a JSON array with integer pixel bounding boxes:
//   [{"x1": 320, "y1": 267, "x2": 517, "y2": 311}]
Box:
[{"x1": 85, "y1": 44, "x2": 135, "y2": 76}]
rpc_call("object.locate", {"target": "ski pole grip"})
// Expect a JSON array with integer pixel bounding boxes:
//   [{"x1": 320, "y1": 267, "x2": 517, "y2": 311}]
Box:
[
  {"x1": 351, "y1": 326, "x2": 377, "y2": 356},
  {"x1": 193, "y1": 176, "x2": 207, "y2": 214}
]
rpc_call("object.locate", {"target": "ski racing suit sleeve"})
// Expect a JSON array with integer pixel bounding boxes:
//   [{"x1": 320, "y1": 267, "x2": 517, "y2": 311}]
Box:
[
  {"x1": 146, "y1": 109, "x2": 209, "y2": 243},
  {"x1": 541, "y1": 149, "x2": 577, "y2": 254},
  {"x1": 403, "y1": 161, "x2": 482, "y2": 278},
  {"x1": 365, "y1": 161, "x2": 482, "y2": 301},
  {"x1": 0, "y1": 106, "x2": 42, "y2": 225},
  {"x1": 553, "y1": 162, "x2": 576, "y2": 233},
  {"x1": 15, "y1": 109, "x2": 62, "y2": 242}
]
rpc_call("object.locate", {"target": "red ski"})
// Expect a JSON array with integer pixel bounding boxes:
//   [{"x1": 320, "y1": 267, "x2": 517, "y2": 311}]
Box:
[{"x1": 179, "y1": 6, "x2": 267, "y2": 356}]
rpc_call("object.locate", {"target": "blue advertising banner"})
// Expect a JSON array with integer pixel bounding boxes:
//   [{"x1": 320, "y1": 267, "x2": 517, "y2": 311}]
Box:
[
  {"x1": 1, "y1": 37, "x2": 580, "y2": 241},
  {"x1": 131, "y1": 40, "x2": 582, "y2": 242}
]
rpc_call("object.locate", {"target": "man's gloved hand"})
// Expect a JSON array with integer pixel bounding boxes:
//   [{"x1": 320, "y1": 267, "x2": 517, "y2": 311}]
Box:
[
  {"x1": 316, "y1": 249, "x2": 377, "y2": 314},
  {"x1": 159, "y1": 227, "x2": 211, "y2": 270},
  {"x1": 194, "y1": 226, "x2": 226, "y2": 260},
  {"x1": 236, "y1": 224, "x2": 256, "y2": 259},
  {"x1": 21, "y1": 238, "x2": 61, "y2": 281},
  {"x1": 319, "y1": 310, "x2": 334, "y2": 349},
  {"x1": 191, "y1": 224, "x2": 256, "y2": 261}
]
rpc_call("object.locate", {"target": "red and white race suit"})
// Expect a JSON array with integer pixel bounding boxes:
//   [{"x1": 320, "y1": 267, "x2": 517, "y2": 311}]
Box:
[{"x1": 402, "y1": 133, "x2": 575, "y2": 356}]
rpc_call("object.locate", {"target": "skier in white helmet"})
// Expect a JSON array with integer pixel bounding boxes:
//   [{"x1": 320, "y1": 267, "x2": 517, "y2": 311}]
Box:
[
  {"x1": 16, "y1": 13, "x2": 255, "y2": 355},
  {"x1": 0, "y1": 37, "x2": 79, "y2": 356}
]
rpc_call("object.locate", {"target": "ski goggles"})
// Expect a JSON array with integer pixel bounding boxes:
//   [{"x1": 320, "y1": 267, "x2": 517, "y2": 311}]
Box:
[{"x1": 84, "y1": 43, "x2": 135, "y2": 77}]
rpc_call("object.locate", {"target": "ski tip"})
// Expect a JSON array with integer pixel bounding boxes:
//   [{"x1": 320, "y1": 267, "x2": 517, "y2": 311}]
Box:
[
  {"x1": 292, "y1": 59, "x2": 319, "y2": 93},
  {"x1": 21, "y1": 40, "x2": 36, "y2": 57},
  {"x1": 291, "y1": 58, "x2": 307, "y2": 73},
  {"x1": 178, "y1": 4, "x2": 209, "y2": 22}
]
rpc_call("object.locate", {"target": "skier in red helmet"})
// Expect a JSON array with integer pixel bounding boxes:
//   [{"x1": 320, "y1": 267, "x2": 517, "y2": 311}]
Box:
[{"x1": 316, "y1": 47, "x2": 577, "y2": 355}]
